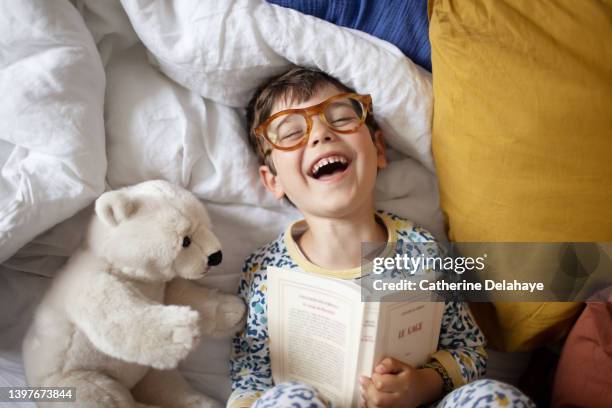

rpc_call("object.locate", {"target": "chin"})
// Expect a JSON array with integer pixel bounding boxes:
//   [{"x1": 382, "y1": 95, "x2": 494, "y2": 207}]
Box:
[{"x1": 313, "y1": 197, "x2": 361, "y2": 217}]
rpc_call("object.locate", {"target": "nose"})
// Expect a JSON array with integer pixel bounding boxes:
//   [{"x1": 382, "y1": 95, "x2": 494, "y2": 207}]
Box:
[
  {"x1": 309, "y1": 116, "x2": 336, "y2": 147},
  {"x1": 207, "y1": 250, "x2": 223, "y2": 266}
]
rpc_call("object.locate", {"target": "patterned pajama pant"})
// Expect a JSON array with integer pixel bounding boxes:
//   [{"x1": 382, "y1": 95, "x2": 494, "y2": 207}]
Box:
[{"x1": 252, "y1": 379, "x2": 535, "y2": 408}]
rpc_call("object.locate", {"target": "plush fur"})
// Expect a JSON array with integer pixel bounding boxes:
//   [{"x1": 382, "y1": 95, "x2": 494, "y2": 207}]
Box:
[{"x1": 23, "y1": 180, "x2": 246, "y2": 408}]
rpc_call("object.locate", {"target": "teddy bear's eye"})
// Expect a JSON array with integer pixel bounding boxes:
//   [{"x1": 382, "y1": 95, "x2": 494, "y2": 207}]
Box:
[{"x1": 182, "y1": 236, "x2": 191, "y2": 248}]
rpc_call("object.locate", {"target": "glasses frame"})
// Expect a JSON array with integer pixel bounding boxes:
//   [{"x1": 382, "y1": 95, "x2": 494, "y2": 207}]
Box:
[{"x1": 255, "y1": 92, "x2": 372, "y2": 153}]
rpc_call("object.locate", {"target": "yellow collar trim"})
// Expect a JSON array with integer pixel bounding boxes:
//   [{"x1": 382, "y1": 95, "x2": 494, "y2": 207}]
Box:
[{"x1": 283, "y1": 213, "x2": 400, "y2": 280}]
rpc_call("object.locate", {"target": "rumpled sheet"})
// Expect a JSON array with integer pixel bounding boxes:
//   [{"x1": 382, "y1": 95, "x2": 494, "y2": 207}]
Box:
[
  {"x1": 0, "y1": 0, "x2": 106, "y2": 263},
  {"x1": 0, "y1": 0, "x2": 442, "y2": 403}
]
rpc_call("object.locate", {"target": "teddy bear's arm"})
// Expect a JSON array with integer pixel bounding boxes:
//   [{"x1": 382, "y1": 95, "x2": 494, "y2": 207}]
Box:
[
  {"x1": 165, "y1": 278, "x2": 246, "y2": 338},
  {"x1": 68, "y1": 272, "x2": 201, "y2": 369}
]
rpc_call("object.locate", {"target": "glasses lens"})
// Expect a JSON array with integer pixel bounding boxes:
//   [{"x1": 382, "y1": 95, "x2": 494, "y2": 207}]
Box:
[
  {"x1": 323, "y1": 97, "x2": 365, "y2": 131},
  {"x1": 267, "y1": 113, "x2": 308, "y2": 148}
]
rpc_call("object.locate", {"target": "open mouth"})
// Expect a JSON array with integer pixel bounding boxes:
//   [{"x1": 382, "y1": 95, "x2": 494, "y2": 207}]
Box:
[{"x1": 309, "y1": 155, "x2": 350, "y2": 180}]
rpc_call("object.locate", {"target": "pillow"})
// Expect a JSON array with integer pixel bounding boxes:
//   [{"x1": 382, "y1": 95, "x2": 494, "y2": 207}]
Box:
[
  {"x1": 119, "y1": 0, "x2": 436, "y2": 171},
  {"x1": 267, "y1": 0, "x2": 432, "y2": 71},
  {"x1": 429, "y1": 0, "x2": 612, "y2": 351},
  {"x1": 552, "y1": 295, "x2": 612, "y2": 407}
]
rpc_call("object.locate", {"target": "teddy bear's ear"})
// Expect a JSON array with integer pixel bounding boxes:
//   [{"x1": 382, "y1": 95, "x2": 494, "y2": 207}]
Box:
[{"x1": 95, "y1": 191, "x2": 134, "y2": 227}]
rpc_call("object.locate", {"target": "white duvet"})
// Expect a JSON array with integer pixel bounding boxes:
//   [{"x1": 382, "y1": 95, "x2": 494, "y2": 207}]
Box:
[{"x1": 0, "y1": 0, "x2": 442, "y2": 404}]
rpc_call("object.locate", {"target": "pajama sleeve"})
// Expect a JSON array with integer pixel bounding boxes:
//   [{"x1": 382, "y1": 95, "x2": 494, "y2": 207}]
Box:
[
  {"x1": 430, "y1": 301, "x2": 487, "y2": 389},
  {"x1": 228, "y1": 252, "x2": 274, "y2": 408},
  {"x1": 406, "y1": 224, "x2": 487, "y2": 389}
]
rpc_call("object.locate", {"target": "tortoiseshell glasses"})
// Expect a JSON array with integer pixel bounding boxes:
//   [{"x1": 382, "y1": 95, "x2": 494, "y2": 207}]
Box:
[{"x1": 255, "y1": 93, "x2": 372, "y2": 152}]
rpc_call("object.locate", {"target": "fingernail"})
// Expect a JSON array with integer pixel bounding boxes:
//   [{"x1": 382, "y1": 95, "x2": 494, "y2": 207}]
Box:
[{"x1": 358, "y1": 376, "x2": 366, "y2": 385}]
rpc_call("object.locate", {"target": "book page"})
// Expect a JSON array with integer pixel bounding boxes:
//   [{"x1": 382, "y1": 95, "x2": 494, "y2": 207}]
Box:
[
  {"x1": 268, "y1": 267, "x2": 363, "y2": 407},
  {"x1": 374, "y1": 302, "x2": 444, "y2": 368},
  {"x1": 353, "y1": 301, "x2": 380, "y2": 406}
]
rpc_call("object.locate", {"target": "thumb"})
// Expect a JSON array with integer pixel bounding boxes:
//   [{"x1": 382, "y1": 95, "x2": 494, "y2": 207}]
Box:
[{"x1": 374, "y1": 357, "x2": 410, "y2": 375}]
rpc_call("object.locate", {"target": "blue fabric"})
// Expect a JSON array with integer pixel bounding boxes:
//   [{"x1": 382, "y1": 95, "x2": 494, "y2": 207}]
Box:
[
  {"x1": 252, "y1": 379, "x2": 536, "y2": 408},
  {"x1": 267, "y1": 0, "x2": 432, "y2": 71}
]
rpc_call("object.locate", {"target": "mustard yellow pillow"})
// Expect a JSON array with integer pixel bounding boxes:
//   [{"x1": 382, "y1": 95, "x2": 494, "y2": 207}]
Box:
[{"x1": 429, "y1": 0, "x2": 612, "y2": 351}]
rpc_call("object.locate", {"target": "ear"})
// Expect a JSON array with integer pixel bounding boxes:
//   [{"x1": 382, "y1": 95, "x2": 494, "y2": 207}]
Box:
[
  {"x1": 373, "y1": 130, "x2": 388, "y2": 169},
  {"x1": 259, "y1": 164, "x2": 285, "y2": 200},
  {"x1": 95, "y1": 190, "x2": 134, "y2": 227}
]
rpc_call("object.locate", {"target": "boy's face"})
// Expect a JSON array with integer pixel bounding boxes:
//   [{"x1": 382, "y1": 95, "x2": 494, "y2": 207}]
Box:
[{"x1": 259, "y1": 84, "x2": 387, "y2": 218}]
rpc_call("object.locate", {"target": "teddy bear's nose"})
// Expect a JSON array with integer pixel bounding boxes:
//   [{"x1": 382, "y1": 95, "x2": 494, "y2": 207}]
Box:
[{"x1": 207, "y1": 250, "x2": 223, "y2": 266}]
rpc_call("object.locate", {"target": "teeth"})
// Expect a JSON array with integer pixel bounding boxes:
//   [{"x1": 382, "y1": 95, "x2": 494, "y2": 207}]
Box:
[{"x1": 311, "y1": 155, "x2": 349, "y2": 176}]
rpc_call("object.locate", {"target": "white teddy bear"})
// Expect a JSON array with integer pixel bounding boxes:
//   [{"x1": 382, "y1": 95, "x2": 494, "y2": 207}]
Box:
[{"x1": 23, "y1": 180, "x2": 246, "y2": 408}]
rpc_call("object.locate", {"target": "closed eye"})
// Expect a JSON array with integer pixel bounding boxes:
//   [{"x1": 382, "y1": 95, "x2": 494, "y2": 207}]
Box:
[{"x1": 331, "y1": 117, "x2": 354, "y2": 124}]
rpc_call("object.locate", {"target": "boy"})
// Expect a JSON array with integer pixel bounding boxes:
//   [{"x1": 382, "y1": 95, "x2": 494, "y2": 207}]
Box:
[{"x1": 229, "y1": 68, "x2": 533, "y2": 408}]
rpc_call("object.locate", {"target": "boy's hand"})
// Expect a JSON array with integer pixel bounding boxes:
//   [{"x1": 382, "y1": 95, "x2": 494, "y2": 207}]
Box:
[{"x1": 359, "y1": 358, "x2": 443, "y2": 408}]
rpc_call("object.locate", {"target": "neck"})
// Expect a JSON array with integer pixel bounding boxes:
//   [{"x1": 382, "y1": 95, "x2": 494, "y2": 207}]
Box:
[{"x1": 298, "y1": 203, "x2": 387, "y2": 270}]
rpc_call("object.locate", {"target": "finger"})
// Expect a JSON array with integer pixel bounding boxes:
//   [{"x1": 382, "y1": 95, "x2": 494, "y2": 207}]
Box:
[
  {"x1": 364, "y1": 384, "x2": 398, "y2": 408},
  {"x1": 360, "y1": 376, "x2": 375, "y2": 407},
  {"x1": 371, "y1": 372, "x2": 409, "y2": 393},
  {"x1": 362, "y1": 375, "x2": 399, "y2": 408},
  {"x1": 374, "y1": 357, "x2": 412, "y2": 375},
  {"x1": 359, "y1": 375, "x2": 373, "y2": 397}
]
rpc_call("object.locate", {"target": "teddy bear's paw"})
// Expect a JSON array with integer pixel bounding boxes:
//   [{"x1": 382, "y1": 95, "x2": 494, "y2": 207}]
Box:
[
  {"x1": 146, "y1": 305, "x2": 201, "y2": 370},
  {"x1": 211, "y1": 294, "x2": 246, "y2": 335}
]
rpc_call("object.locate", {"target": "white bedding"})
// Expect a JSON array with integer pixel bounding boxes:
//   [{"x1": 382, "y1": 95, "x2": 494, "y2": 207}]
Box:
[
  {"x1": 0, "y1": 0, "x2": 443, "y2": 404},
  {"x1": 0, "y1": 0, "x2": 106, "y2": 264}
]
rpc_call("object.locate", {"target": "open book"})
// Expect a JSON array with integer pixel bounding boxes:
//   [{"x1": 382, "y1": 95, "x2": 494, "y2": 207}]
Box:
[{"x1": 267, "y1": 267, "x2": 444, "y2": 407}]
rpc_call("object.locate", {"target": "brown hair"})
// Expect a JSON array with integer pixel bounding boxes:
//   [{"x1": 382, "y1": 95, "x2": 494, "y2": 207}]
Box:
[{"x1": 246, "y1": 67, "x2": 379, "y2": 169}]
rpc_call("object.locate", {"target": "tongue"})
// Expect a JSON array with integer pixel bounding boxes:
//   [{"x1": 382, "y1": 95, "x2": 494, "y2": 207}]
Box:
[{"x1": 317, "y1": 166, "x2": 346, "y2": 180}]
